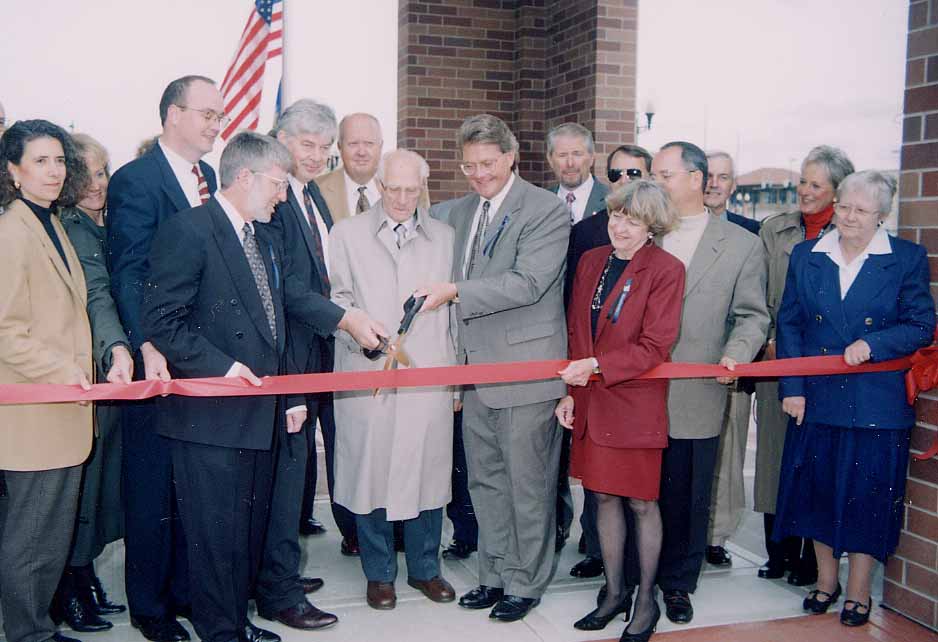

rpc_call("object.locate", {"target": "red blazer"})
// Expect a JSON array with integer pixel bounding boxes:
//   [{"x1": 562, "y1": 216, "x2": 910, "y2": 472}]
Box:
[{"x1": 567, "y1": 242, "x2": 685, "y2": 449}]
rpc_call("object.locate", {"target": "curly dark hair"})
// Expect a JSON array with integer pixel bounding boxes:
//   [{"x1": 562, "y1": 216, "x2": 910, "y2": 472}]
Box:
[{"x1": 0, "y1": 119, "x2": 90, "y2": 209}]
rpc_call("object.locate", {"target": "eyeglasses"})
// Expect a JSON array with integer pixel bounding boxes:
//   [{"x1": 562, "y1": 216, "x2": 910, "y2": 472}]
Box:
[
  {"x1": 833, "y1": 203, "x2": 878, "y2": 218},
  {"x1": 649, "y1": 169, "x2": 698, "y2": 181},
  {"x1": 176, "y1": 105, "x2": 231, "y2": 128},
  {"x1": 459, "y1": 155, "x2": 505, "y2": 176},
  {"x1": 253, "y1": 172, "x2": 288, "y2": 192},
  {"x1": 607, "y1": 167, "x2": 643, "y2": 183}
]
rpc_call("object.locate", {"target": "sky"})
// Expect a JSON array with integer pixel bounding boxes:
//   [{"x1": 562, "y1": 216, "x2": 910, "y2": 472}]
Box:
[{"x1": 0, "y1": 0, "x2": 907, "y2": 176}]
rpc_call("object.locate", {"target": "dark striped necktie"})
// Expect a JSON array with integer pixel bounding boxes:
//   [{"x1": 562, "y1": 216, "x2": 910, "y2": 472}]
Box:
[{"x1": 191, "y1": 164, "x2": 210, "y2": 204}]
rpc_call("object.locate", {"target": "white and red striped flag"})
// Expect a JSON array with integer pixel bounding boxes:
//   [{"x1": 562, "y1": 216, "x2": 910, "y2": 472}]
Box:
[{"x1": 219, "y1": 0, "x2": 283, "y2": 141}]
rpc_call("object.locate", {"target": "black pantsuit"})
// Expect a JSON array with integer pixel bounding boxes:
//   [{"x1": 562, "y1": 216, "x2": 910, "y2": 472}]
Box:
[
  {"x1": 656, "y1": 436, "x2": 720, "y2": 593},
  {"x1": 172, "y1": 440, "x2": 273, "y2": 642}
]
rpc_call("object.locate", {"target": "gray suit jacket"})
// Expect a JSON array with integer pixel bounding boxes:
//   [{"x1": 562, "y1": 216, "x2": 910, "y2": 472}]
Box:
[
  {"x1": 664, "y1": 215, "x2": 769, "y2": 439},
  {"x1": 551, "y1": 177, "x2": 608, "y2": 222},
  {"x1": 449, "y1": 177, "x2": 569, "y2": 409}
]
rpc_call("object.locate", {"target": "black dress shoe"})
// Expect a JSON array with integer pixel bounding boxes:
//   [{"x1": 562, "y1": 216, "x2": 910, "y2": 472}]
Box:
[
  {"x1": 706, "y1": 545, "x2": 732, "y2": 566},
  {"x1": 458, "y1": 585, "x2": 503, "y2": 610},
  {"x1": 131, "y1": 614, "x2": 191, "y2": 642},
  {"x1": 50, "y1": 634, "x2": 82, "y2": 642},
  {"x1": 258, "y1": 600, "x2": 338, "y2": 630},
  {"x1": 573, "y1": 594, "x2": 631, "y2": 630},
  {"x1": 300, "y1": 577, "x2": 324, "y2": 594},
  {"x1": 242, "y1": 622, "x2": 281, "y2": 642},
  {"x1": 340, "y1": 536, "x2": 360, "y2": 556},
  {"x1": 621, "y1": 600, "x2": 661, "y2": 642},
  {"x1": 555, "y1": 525, "x2": 570, "y2": 552},
  {"x1": 840, "y1": 597, "x2": 872, "y2": 627},
  {"x1": 442, "y1": 540, "x2": 476, "y2": 560},
  {"x1": 757, "y1": 559, "x2": 787, "y2": 579},
  {"x1": 663, "y1": 589, "x2": 693, "y2": 624},
  {"x1": 803, "y1": 583, "x2": 841, "y2": 614},
  {"x1": 570, "y1": 556, "x2": 604, "y2": 578},
  {"x1": 490, "y1": 595, "x2": 540, "y2": 622},
  {"x1": 51, "y1": 591, "x2": 113, "y2": 632},
  {"x1": 87, "y1": 574, "x2": 126, "y2": 615},
  {"x1": 299, "y1": 517, "x2": 326, "y2": 536}
]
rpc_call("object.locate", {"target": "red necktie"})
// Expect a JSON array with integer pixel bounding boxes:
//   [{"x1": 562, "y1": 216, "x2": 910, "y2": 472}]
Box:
[{"x1": 191, "y1": 165, "x2": 210, "y2": 204}]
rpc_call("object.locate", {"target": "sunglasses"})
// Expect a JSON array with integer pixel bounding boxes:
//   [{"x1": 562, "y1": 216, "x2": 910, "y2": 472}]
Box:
[{"x1": 607, "y1": 167, "x2": 643, "y2": 183}]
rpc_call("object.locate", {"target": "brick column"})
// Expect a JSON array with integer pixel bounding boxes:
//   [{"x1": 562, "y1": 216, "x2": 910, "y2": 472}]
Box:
[
  {"x1": 398, "y1": 0, "x2": 638, "y2": 203},
  {"x1": 883, "y1": 0, "x2": 938, "y2": 631}
]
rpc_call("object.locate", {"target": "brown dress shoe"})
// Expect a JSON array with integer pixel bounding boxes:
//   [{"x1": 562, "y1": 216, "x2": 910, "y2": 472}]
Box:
[
  {"x1": 366, "y1": 581, "x2": 396, "y2": 610},
  {"x1": 300, "y1": 577, "x2": 324, "y2": 594},
  {"x1": 258, "y1": 600, "x2": 337, "y2": 631},
  {"x1": 407, "y1": 576, "x2": 456, "y2": 603}
]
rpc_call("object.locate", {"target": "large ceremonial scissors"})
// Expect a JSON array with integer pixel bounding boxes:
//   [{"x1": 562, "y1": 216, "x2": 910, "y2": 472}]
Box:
[{"x1": 362, "y1": 294, "x2": 426, "y2": 395}]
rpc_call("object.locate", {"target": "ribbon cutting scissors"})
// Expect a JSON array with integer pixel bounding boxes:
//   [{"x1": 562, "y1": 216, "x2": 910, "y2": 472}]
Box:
[{"x1": 362, "y1": 294, "x2": 426, "y2": 395}]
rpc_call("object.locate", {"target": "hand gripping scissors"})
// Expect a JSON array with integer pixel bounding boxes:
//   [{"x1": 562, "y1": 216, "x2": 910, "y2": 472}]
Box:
[{"x1": 362, "y1": 294, "x2": 426, "y2": 395}]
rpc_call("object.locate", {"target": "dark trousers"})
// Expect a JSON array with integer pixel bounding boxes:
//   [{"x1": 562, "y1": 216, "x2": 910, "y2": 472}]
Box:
[
  {"x1": 172, "y1": 440, "x2": 273, "y2": 642},
  {"x1": 656, "y1": 435, "x2": 720, "y2": 593},
  {"x1": 446, "y1": 410, "x2": 478, "y2": 545},
  {"x1": 300, "y1": 394, "x2": 356, "y2": 539},
  {"x1": 557, "y1": 428, "x2": 602, "y2": 558},
  {"x1": 0, "y1": 466, "x2": 82, "y2": 642},
  {"x1": 356, "y1": 507, "x2": 443, "y2": 582},
  {"x1": 256, "y1": 426, "x2": 308, "y2": 613},
  {"x1": 122, "y1": 396, "x2": 188, "y2": 618}
]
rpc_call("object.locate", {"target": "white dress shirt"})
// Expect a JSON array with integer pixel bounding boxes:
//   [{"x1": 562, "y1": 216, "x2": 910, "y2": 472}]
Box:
[
  {"x1": 811, "y1": 227, "x2": 892, "y2": 298},
  {"x1": 557, "y1": 175, "x2": 595, "y2": 225},
  {"x1": 158, "y1": 139, "x2": 205, "y2": 208},
  {"x1": 663, "y1": 210, "x2": 710, "y2": 267},
  {"x1": 289, "y1": 175, "x2": 330, "y2": 274},
  {"x1": 343, "y1": 172, "x2": 380, "y2": 216},
  {"x1": 462, "y1": 172, "x2": 516, "y2": 278}
]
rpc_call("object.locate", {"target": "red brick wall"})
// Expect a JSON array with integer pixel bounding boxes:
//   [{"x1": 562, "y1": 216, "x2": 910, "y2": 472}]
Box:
[
  {"x1": 398, "y1": 0, "x2": 638, "y2": 203},
  {"x1": 884, "y1": 0, "x2": 938, "y2": 631}
]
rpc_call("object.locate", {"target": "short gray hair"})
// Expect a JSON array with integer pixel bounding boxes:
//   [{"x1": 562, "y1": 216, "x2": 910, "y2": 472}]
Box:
[
  {"x1": 802, "y1": 145, "x2": 855, "y2": 190},
  {"x1": 606, "y1": 179, "x2": 677, "y2": 236},
  {"x1": 546, "y1": 122, "x2": 594, "y2": 156},
  {"x1": 457, "y1": 114, "x2": 518, "y2": 153},
  {"x1": 706, "y1": 150, "x2": 734, "y2": 177},
  {"x1": 219, "y1": 131, "x2": 292, "y2": 189},
  {"x1": 272, "y1": 99, "x2": 337, "y2": 141},
  {"x1": 337, "y1": 113, "x2": 382, "y2": 146},
  {"x1": 376, "y1": 149, "x2": 430, "y2": 184},
  {"x1": 836, "y1": 170, "x2": 896, "y2": 218}
]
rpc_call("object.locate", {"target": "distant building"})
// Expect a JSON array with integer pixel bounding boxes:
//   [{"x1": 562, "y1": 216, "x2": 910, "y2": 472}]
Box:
[{"x1": 731, "y1": 168, "x2": 800, "y2": 221}]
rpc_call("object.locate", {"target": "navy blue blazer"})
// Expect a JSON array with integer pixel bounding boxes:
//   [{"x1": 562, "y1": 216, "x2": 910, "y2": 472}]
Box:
[
  {"x1": 259, "y1": 182, "x2": 335, "y2": 394},
  {"x1": 142, "y1": 198, "x2": 344, "y2": 450},
  {"x1": 777, "y1": 234, "x2": 935, "y2": 429},
  {"x1": 726, "y1": 210, "x2": 761, "y2": 235},
  {"x1": 107, "y1": 144, "x2": 217, "y2": 352}
]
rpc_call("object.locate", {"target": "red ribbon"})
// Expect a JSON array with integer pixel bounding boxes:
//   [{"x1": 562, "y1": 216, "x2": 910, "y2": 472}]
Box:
[{"x1": 1, "y1": 353, "x2": 935, "y2": 461}]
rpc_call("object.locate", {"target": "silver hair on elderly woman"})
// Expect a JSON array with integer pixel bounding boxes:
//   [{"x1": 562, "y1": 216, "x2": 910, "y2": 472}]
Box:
[
  {"x1": 802, "y1": 145, "x2": 855, "y2": 190},
  {"x1": 605, "y1": 179, "x2": 678, "y2": 236},
  {"x1": 835, "y1": 170, "x2": 896, "y2": 219}
]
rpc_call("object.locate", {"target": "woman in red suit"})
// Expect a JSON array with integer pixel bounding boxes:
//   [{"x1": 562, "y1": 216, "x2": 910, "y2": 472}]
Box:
[{"x1": 556, "y1": 180, "x2": 684, "y2": 642}]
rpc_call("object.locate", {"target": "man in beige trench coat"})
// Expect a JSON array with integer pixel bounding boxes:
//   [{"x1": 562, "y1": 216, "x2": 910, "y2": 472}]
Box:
[{"x1": 330, "y1": 149, "x2": 457, "y2": 611}]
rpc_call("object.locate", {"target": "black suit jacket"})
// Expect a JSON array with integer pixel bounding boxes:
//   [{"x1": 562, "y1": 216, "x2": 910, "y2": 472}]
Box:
[
  {"x1": 259, "y1": 182, "x2": 335, "y2": 393},
  {"x1": 565, "y1": 208, "x2": 611, "y2": 308},
  {"x1": 727, "y1": 210, "x2": 761, "y2": 235},
  {"x1": 143, "y1": 198, "x2": 344, "y2": 450},
  {"x1": 107, "y1": 144, "x2": 217, "y2": 352}
]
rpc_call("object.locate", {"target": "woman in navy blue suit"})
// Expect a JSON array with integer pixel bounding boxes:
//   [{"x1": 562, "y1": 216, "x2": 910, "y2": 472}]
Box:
[{"x1": 774, "y1": 170, "x2": 935, "y2": 627}]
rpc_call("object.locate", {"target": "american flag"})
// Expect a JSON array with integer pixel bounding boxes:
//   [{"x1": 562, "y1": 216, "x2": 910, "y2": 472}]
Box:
[{"x1": 219, "y1": 0, "x2": 283, "y2": 141}]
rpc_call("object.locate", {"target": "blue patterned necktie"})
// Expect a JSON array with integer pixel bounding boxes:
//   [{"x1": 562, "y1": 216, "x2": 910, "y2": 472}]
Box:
[{"x1": 242, "y1": 223, "x2": 277, "y2": 342}]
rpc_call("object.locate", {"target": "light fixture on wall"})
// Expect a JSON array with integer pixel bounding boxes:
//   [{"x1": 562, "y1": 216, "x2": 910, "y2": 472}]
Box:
[{"x1": 636, "y1": 101, "x2": 655, "y2": 135}]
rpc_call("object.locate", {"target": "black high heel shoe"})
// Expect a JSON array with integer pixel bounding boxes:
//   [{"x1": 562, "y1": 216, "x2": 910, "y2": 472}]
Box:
[
  {"x1": 620, "y1": 600, "x2": 660, "y2": 642},
  {"x1": 840, "y1": 597, "x2": 872, "y2": 627},
  {"x1": 574, "y1": 593, "x2": 632, "y2": 631}
]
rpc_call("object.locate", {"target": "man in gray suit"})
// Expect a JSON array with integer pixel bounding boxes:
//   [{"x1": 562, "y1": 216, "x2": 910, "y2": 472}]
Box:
[
  {"x1": 651, "y1": 141, "x2": 768, "y2": 625},
  {"x1": 546, "y1": 122, "x2": 608, "y2": 575},
  {"x1": 417, "y1": 114, "x2": 569, "y2": 622}
]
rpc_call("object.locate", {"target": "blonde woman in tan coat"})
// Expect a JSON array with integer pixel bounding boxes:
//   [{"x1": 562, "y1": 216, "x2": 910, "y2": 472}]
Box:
[{"x1": 0, "y1": 120, "x2": 94, "y2": 642}]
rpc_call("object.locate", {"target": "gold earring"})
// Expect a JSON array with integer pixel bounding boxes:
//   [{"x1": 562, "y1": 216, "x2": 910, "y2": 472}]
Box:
[{"x1": 13, "y1": 180, "x2": 20, "y2": 190}]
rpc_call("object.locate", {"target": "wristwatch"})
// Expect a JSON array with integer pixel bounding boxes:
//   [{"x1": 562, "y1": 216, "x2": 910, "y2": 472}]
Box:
[{"x1": 591, "y1": 357, "x2": 600, "y2": 374}]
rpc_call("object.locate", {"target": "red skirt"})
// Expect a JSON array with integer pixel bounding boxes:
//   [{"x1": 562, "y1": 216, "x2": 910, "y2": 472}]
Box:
[{"x1": 569, "y1": 422, "x2": 663, "y2": 500}]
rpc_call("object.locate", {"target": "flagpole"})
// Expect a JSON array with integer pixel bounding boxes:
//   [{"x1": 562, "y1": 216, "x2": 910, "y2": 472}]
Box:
[{"x1": 279, "y1": 0, "x2": 287, "y2": 111}]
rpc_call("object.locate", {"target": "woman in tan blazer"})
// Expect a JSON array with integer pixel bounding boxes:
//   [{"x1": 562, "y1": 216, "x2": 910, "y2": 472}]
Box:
[{"x1": 0, "y1": 119, "x2": 94, "y2": 642}]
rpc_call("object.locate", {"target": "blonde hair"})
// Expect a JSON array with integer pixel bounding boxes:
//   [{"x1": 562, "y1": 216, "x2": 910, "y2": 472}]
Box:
[
  {"x1": 72, "y1": 133, "x2": 110, "y2": 175},
  {"x1": 605, "y1": 179, "x2": 677, "y2": 235}
]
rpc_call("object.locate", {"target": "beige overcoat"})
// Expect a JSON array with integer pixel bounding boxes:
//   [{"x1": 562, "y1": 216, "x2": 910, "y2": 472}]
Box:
[
  {"x1": 0, "y1": 200, "x2": 93, "y2": 471},
  {"x1": 329, "y1": 202, "x2": 455, "y2": 520}
]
